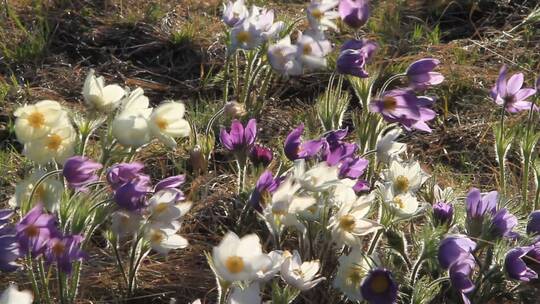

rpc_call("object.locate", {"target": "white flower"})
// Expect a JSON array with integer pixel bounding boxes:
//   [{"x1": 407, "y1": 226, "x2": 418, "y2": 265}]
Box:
[
  {"x1": 24, "y1": 125, "x2": 76, "y2": 165},
  {"x1": 8, "y1": 170, "x2": 63, "y2": 212},
  {"x1": 144, "y1": 221, "x2": 188, "y2": 255},
  {"x1": 295, "y1": 30, "x2": 332, "y2": 71},
  {"x1": 119, "y1": 87, "x2": 150, "y2": 112},
  {"x1": 0, "y1": 285, "x2": 33, "y2": 304},
  {"x1": 329, "y1": 192, "x2": 381, "y2": 246},
  {"x1": 306, "y1": 0, "x2": 340, "y2": 31},
  {"x1": 268, "y1": 36, "x2": 303, "y2": 77},
  {"x1": 376, "y1": 128, "x2": 406, "y2": 163},
  {"x1": 256, "y1": 250, "x2": 285, "y2": 282},
  {"x1": 230, "y1": 19, "x2": 263, "y2": 50},
  {"x1": 381, "y1": 160, "x2": 429, "y2": 195},
  {"x1": 112, "y1": 107, "x2": 152, "y2": 148},
  {"x1": 281, "y1": 250, "x2": 325, "y2": 291},
  {"x1": 333, "y1": 248, "x2": 371, "y2": 301},
  {"x1": 382, "y1": 184, "x2": 420, "y2": 217},
  {"x1": 295, "y1": 160, "x2": 339, "y2": 192},
  {"x1": 229, "y1": 282, "x2": 261, "y2": 304},
  {"x1": 111, "y1": 210, "x2": 143, "y2": 237},
  {"x1": 14, "y1": 100, "x2": 67, "y2": 143},
  {"x1": 82, "y1": 69, "x2": 125, "y2": 112},
  {"x1": 330, "y1": 182, "x2": 358, "y2": 207},
  {"x1": 222, "y1": 0, "x2": 248, "y2": 27},
  {"x1": 149, "y1": 102, "x2": 191, "y2": 148},
  {"x1": 212, "y1": 232, "x2": 270, "y2": 282},
  {"x1": 148, "y1": 189, "x2": 192, "y2": 224}
]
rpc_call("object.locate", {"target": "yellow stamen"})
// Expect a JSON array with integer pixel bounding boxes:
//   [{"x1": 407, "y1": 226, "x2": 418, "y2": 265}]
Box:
[
  {"x1": 155, "y1": 117, "x2": 169, "y2": 131},
  {"x1": 154, "y1": 203, "x2": 169, "y2": 214},
  {"x1": 150, "y1": 231, "x2": 164, "y2": 244},
  {"x1": 303, "y1": 44, "x2": 313, "y2": 55},
  {"x1": 339, "y1": 215, "x2": 356, "y2": 232},
  {"x1": 28, "y1": 111, "x2": 46, "y2": 129},
  {"x1": 346, "y1": 267, "x2": 364, "y2": 286},
  {"x1": 370, "y1": 274, "x2": 389, "y2": 293},
  {"x1": 393, "y1": 197, "x2": 405, "y2": 209},
  {"x1": 46, "y1": 134, "x2": 63, "y2": 151},
  {"x1": 52, "y1": 242, "x2": 65, "y2": 256},
  {"x1": 236, "y1": 31, "x2": 251, "y2": 44},
  {"x1": 381, "y1": 96, "x2": 398, "y2": 112},
  {"x1": 394, "y1": 175, "x2": 409, "y2": 193},
  {"x1": 225, "y1": 256, "x2": 245, "y2": 274},
  {"x1": 310, "y1": 9, "x2": 323, "y2": 20}
]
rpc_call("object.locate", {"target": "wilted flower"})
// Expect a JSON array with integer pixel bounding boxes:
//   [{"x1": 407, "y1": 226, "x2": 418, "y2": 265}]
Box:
[
  {"x1": 438, "y1": 235, "x2": 476, "y2": 269},
  {"x1": 284, "y1": 123, "x2": 325, "y2": 160},
  {"x1": 333, "y1": 248, "x2": 371, "y2": 301},
  {"x1": 222, "y1": 0, "x2": 248, "y2": 27},
  {"x1": 149, "y1": 101, "x2": 191, "y2": 148},
  {"x1": 504, "y1": 246, "x2": 538, "y2": 281},
  {"x1": 381, "y1": 160, "x2": 429, "y2": 195},
  {"x1": 114, "y1": 176, "x2": 151, "y2": 211},
  {"x1": 45, "y1": 234, "x2": 85, "y2": 274},
  {"x1": 82, "y1": 69, "x2": 125, "y2": 112},
  {"x1": 62, "y1": 156, "x2": 102, "y2": 191},
  {"x1": 296, "y1": 31, "x2": 332, "y2": 71},
  {"x1": 527, "y1": 211, "x2": 540, "y2": 235},
  {"x1": 360, "y1": 268, "x2": 398, "y2": 304},
  {"x1": 490, "y1": 65, "x2": 537, "y2": 113},
  {"x1": 489, "y1": 208, "x2": 518, "y2": 239},
  {"x1": 24, "y1": 126, "x2": 76, "y2": 165},
  {"x1": 14, "y1": 100, "x2": 67, "y2": 143},
  {"x1": 268, "y1": 36, "x2": 303, "y2": 77},
  {"x1": 9, "y1": 170, "x2": 63, "y2": 212},
  {"x1": 224, "y1": 101, "x2": 247, "y2": 118},
  {"x1": 432, "y1": 202, "x2": 453, "y2": 227},
  {"x1": 339, "y1": 0, "x2": 369, "y2": 29},
  {"x1": 211, "y1": 232, "x2": 270, "y2": 282},
  {"x1": 250, "y1": 170, "x2": 280, "y2": 212},
  {"x1": 16, "y1": 204, "x2": 57, "y2": 257},
  {"x1": 144, "y1": 221, "x2": 188, "y2": 255},
  {"x1": 337, "y1": 39, "x2": 377, "y2": 78},
  {"x1": 375, "y1": 128, "x2": 406, "y2": 163},
  {"x1": 106, "y1": 162, "x2": 146, "y2": 190},
  {"x1": 406, "y1": 58, "x2": 444, "y2": 90},
  {"x1": 249, "y1": 144, "x2": 273, "y2": 167},
  {"x1": 306, "y1": 0, "x2": 340, "y2": 31},
  {"x1": 220, "y1": 119, "x2": 257, "y2": 155},
  {"x1": 449, "y1": 257, "x2": 476, "y2": 304},
  {"x1": 0, "y1": 285, "x2": 33, "y2": 304},
  {"x1": 281, "y1": 250, "x2": 325, "y2": 291}
]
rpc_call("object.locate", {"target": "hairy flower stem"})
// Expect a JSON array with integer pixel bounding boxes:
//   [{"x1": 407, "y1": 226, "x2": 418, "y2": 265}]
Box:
[
  {"x1": 38, "y1": 258, "x2": 53, "y2": 304},
  {"x1": 217, "y1": 280, "x2": 231, "y2": 304},
  {"x1": 498, "y1": 106, "x2": 506, "y2": 195},
  {"x1": 24, "y1": 169, "x2": 62, "y2": 213},
  {"x1": 68, "y1": 262, "x2": 82, "y2": 303},
  {"x1": 378, "y1": 73, "x2": 406, "y2": 98},
  {"x1": 367, "y1": 229, "x2": 383, "y2": 255},
  {"x1": 410, "y1": 248, "x2": 426, "y2": 285},
  {"x1": 522, "y1": 96, "x2": 537, "y2": 212},
  {"x1": 26, "y1": 256, "x2": 41, "y2": 301},
  {"x1": 112, "y1": 238, "x2": 129, "y2": 289}
]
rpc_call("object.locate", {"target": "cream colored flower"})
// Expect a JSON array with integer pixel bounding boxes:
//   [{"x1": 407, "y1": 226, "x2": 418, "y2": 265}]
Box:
[
  {"x1": 0, "y1": 285, "x2": 33, "y2": 304},
  {"x1": 8, "y1": 170, "x2": 63, "y2": 212},
  {"x1": 24, "y1": 126, "x2": 76, "y2": 165},
  {"x1": 82, "y1": 69, "x2": 125, "y2": 112},
  {"x1": 295, "y1": 160, "x2": 339, "y2": 192},
  {"x1": 14, "y1": 100, "x2": 67, "y2": 143},
  {"x1": 144, "y1": 221, "x2": 188, "y2": 255},
  {"x1": 149, "y1": 102, "x2": 191, "y2": 148},
  {"x1": 112, "y1": 107, "x2": 152, "y2": 148},
  {"x1": 229, "y1": 282, "x2": 261, "y2": 304},
  {"x1": 280, "y1": 250, "x2": 325, "y2": 291},
  {"x1": 306, "y1": 0, "x2": 340, "y2": 31},
  {"x1": 148, "y1": 189, "x2": 192, "y2": 224},
  {"x1": 382, "y1": 183, "x2": 421, "y2": 217},
  {"x1": 111, "y1": 210, "x2": 143, "y2": 237},
  {"x1": 381, "y1": 160, "x2": 429, "y2": 195},
  {"x1": 119, "y1": 87, "x2": 149, "y2": 112},
  {"x1": 376, "y1": 128, "x2": 406, "y2": 163},
  {"x1": 333, "y1": 248, "x2": 371, "y2": 301},
  {"x1": 256, "y1": 250, "x2": 285, "y2": 282}
]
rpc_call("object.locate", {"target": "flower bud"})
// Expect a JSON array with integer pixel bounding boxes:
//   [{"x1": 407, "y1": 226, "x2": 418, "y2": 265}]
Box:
[
  {"x1": 223, "y1": 101, "x2": 246, "y2": 119},
  {"x1": 249, "y1": 144, "x2": 273, "y2": 167},
  {"x1": 432, "y1": 202, "x2": 453, "y2": 227}
]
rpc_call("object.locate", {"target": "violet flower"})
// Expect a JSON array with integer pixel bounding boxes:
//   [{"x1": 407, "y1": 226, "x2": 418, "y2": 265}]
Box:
[
  {"x1": 505, "y1": 246, "x2": 538, "y2": 282},
  {"x1": 465, "y1": 188, "x2": 498, "y2": 237},
  {"x1": 438, "y1": 235, "x2": 476, "y2": 269},
  {"x1": 405, "y1": 58, "x2": 444, "y2": 90},
  {"x1": 155, "y1": 175, "x2": 185, "y2": 192},
  {"x1": 45, "y1": 234, "x2": 85, "y2": 275},
  {"x1": 432, "y1": 202, "x2": 453, "y2": 227},
  {"x1": 114, "y1": 176, "x2": 152, "y2": 211},
  {"x1": 337, "y1": 157, "x2": 368, "y2": 179},
  {"x1": 0, "y1": 233, "x2": 20, "y2": 272},
  {"x1": 490, "y1": 65, "x2": 537, "y2": 113},
  {"x1": 220, "y1": 119, "x2": 257, "y2": 155},
  {"x1": 339, "y1": 0, "x2": 369, "y2": 29},
  {"x1": 62, "y1": 156, "x2": 102, "y2": 191},
  {"x1": 337, "y1": 39, "x2": 377, "y2": 78},
  {"x1": 16, "y1": 204, "x2": 58, "y2": 257},
  {"x1": 360, "y1": 268, "x2": 399, "y2": 304},
  {"x1": 449, "y1": 257, "x2": 476, "y2": 304},
  {"x1": 249, "y1": 144, "x2": 273, "y2": 167},
  {"x1": 106, "y1": 162, "x2": 146, "y2": 190},
  {"x1": 284, "y1": 123, "x2": 325, "y2": 161},
  {"x1": 249, "y1": 170, "x2": 280, "y2": 212},
  {"x1": 526, "y1": 210, "x2": 540, "y2": 235},
  {"x1": 353, "y1": 179, "x2": 370, "y2": 192},
  {"x1": 489, "y1": 208, "x2": 518, "y2": 239},
  {"x1": 0, "y1": 209, "x2": 13, "y2": 230}
]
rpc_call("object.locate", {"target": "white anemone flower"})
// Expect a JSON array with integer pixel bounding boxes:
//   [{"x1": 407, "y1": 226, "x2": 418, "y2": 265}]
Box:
[
  {"x1": 230, "y1": 19, "x2": 263, "y2": 50},
  {"x1": 222, "y1": 0, "x2": 249, "y2": 27},
  {"x1": 112, "y1": 107, "x2": 152, "y2": 148},
  {"x1": 256, "y1": 250, "x2": 285, "y2": 282},
  {"x1": 268, "y1": 36, "x2": 303, "y2": 77},
  {"x1": 14, "y1": 100, "x2": 67, "y2": 143},
  {"x1": 329, "y1": 192, "x2": 381, "y2": 246},
  {"x1": 144, "y1": 221, "x2": 188, "y2": 255},
  {"x1": 119, "y1": 87, "x2": 150, "y2": 112},
  {"x1": 148, "y1": 189, "x2": 192, "y2": 224},
  {"x1": 333, "y1": 248, "x2": 371, "y2": 301},
  {"x1": 9, "y1": 170, "x2": 63, "y2": 212},
  {"x1": 381, "y1": 160, "x2": 429, "y2": 195},
  {"x1": 212, "y1": 232, "x2": 271, "y2": 282},
  {"x1": 382, "y1": 184, "x2": 421, "y2": 217},
  {"x1": 330, "y1": 182, "x2": 358, "y2": 207},
  {"x1": 281, "y1": 250, "x2": 325, "y2": 291},
  {"x1": 295, "y1": 160, "x2": 339, "y2": 192},
  {"x1": 82, "y1": 69, "x2": 125, "y2": 112},
  {"x1": 24, "y1": 125, "x2": 76, "y2": 165},
  {"x1": 306, "y1": 0, "x2": 340, "y2": 31},
  {"x1": 111, "y1": 210, "x2": 143, "y2": 237},
  {"x1": 229, "y1": 282, "x2": 262, "y2": 304},
  {"x1": 376, "y1": 128, "x2": 406, "y2": 163},
  {"x1": 0, "y1": 285, "x2": 33, "y2": 304},
  {"x1": 149, "y1": 102, "x2": 191, "y2": 148},
  {"x1": 295, "y1": 30, "x2": 332, "y2": 71}
]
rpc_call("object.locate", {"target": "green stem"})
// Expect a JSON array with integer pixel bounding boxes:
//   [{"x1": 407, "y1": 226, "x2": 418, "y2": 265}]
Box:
[
  {"x1": 378, "y1": 73, "x2": 405, "y2": 98},
  {"x1": 127, "y1": 234, "x2": 143, "y2": 296},
  {"x1": 367, "y1": 229, "x2": 383, "y2": 255},
  {"x1": 25, "y1": 170, "x2": 62, "y2": 213},
  {"x1": 38, "y1": 258, "x2": 53, "y2": 304},
  {"x1": 498, "y1": 106, "x2": 506, "y2": 195},
  {"x1": 112, "y1": 238, "x2": 129, "y2": 288},
  {"x1": 535, "y1": 179, "x2": 540, "y2": 210},
  {"x1": 223, "y1": 53, "x2": 231, "y2": 104},
  {"x1": 410, "y1": 252, "x2": 426, "y2": 285},
  {"x1": 26, "y1": 256, "x2": 41, "y2": 301},
  {"x1": 58, "y1": 271, "x2": 66, "y2": 304},
  {"x1": 68, "y1": 262, "x2": 82, "y2": 303}
]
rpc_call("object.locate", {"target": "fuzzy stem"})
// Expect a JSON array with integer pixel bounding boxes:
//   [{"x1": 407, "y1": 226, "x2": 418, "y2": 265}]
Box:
[
  {"x1": 38, "y1": 258, "x2": 52, "y2": 304},
  {"x1": 26, "y1": 256, "x2": 41, "y2": 301},
  {"x1": 498, "y1": 106, "x2": 506, "y2": 195},
  {"x1": 68, "y1": 261, "x2": 82, "y2": 303},
  {"x1": 367, "y1": 229, "x2": 383, "y2": 255},
  {"x1": 378, "y1": 73, "x2": 406, "y2": 98}
]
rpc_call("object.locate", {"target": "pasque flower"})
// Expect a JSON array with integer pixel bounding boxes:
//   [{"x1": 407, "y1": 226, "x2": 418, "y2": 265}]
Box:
[
  {"x1": 339, "y1": 0, "x2": 369, "y2": 29},
  {"x1": 9, "y1": 170, "x2": 63, "y2": 212},
  {"x1": 14, "y1": 100, "x2": 67, "y2": 143},
  {"x1": 505, "y1": 246, "x2": 538, "y2": 282},
  {"x1": 62, "y1": 156, "x2": 102, "y2": 191},
  {"x1": 114, "y1": 176, "x2": 151, "y2": 211},
  {"x1": 249, "y1": 144, "x2": 273, "y2": 167},
  {"x1": 360, "y1": 268, "x2": 398, "y2": 304},
  {"x1": 337, "y1": 39, "x2": 377, "y2": 78},
  {"x1": 438, "y1": 235, "x2": 476, "y2": 269},
  {"x1": 489, "y1": 208, "x2": 518, "y2": 239},
  {"x1": 334, "y1": 248, "x2": 371, "y2": 301},
  {"x1": 490, "y1": 65, "x2": 537, "y2": 113},
  {"x1": 432, "y1": 202, "x2": 453, "y2": 227},
  {"x1": 112, "y1": 106, "x2": 152, "y2": 148},
  {"x1": 149, "y1": 101, "x2": 191, "y2": 148},
  {"x1": 220, "y1": 119, "x2": 257, "y2": 155},
  {"x1": 268, "y1": 36, "x2": 303, "y2": 77},
  {"x1": 376, "y1": 128, "x2": 406, "y2": 163},
  {"x1": 154, "y1": 175, "x2": 186, "y2": 193},
  {"x1": 281, "y1": 250, "x2": 325, "y2": 291},
  {"x1": 82, "y1": 69, "x2": 125, "y2": 113},
  {"x1": 144, "y1": 221, "x2": 188, "y2": 255},
  {"x1": 222, "y1": 0, "x2": 248, "y2": 27},
  {"x1": 466, "y1": 188, "x2": 498, "y2": 237},
  {"x1": 527, "y1": 210, "x2": 540, "y2": 235},
  {"x1": 24, "y1": 125, "x2": 76, "y2": 165},
  {"x1": 250, "y1": 170, "x2": 280, "y2": 212},
  {"x1": 16, "y1": 204, "x2": 58, "y2": 257},
  {"x1": 0, "y1": 285, "x2": 33, "y2": 304},
  {"x1": 306, "y1": 0, "x2": 340, "y2": 31},
  {"x1": 148, "y1": 189, "x2": 192, "y2": 224},
  {"x1": 0, "y1": 212, "x2": 20, "y2": 272},
  {"x1": 406, "y1": 58, "x2": 445, "y2": 89},
  {"x1": 449, "y1": 257, "x2": 476, "y2": 304},
  {"x1": 381, "y1": 159, "x2": 429, "y2": 195},
  {"x1": 45, "y1": 234, "x2": 85, "y2": 274},
  {"x1": 284, "y1": 123, "x2": 325, "y2": 160},
  {"x1": 106, "y1": 162, "x2": 146, "y2": 190},
  {"x1": 296, "y1": 30, "x2": 332, "y2": 70}
]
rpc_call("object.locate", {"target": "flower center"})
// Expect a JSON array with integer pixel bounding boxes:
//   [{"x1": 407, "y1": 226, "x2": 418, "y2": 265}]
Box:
[
  {"x1": 303, "y1": 44, "x2": 313, "y2": 55},
  {"x1": 154, "y1": 203, "x2": 169, "y2": 214},
  {"x1": 393, "y1": 197, "x2": 405, "y2": 209},
  {"x1": 28, "y1": 111, "x2": 46, "y2": 129},
  {"x1": 46, "y1": 134, "x2": 63, "y2": 151},
  {"x1": 346, "y1": 267, "x2": 364, "y2": 286},
  {"x1": 394, "y1": 175, "x2": 409, "y2": 193},
  {"x1": 339, "y1": 215, "x2": 356, "y2": 232},
  {"x1": 381, "y1": 96, "x2": 398, "y2": 112},
  {"x1": 155, "y1": 117, "x2": 169, "y2": 131},
  {"x1": 52, "y1": 241, "x2": 66, "y2": 256},
  {"x1": 236, "y1": 31, "x2": 251, "y2": 43},
  {"x1": 370, "y1": 274, "x2": 390, "y2": 294},
  {"x1": 310, "y1": 8, "x2": 323, "y2": 20},
  {"x1": 25, "y1": 224, "x2": 40, "y2": 237},
  {"x1": 293, "y1": 268, "x2": 304, "y2": 278},
  {"x1": 150, "y1": 231, "x2": 164, "y2": 244},
  {"x1": 225, "y1": 256, "x2": 245, "y2": 274}
]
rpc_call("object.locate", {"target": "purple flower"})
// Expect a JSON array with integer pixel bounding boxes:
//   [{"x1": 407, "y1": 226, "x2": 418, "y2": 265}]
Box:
[
  {"x1": 466, "y1": 188, "x2": 497, "y2": 237},
  {"x1": 45, "y1": 234, "x2": 85, "y2": 275},
  {"x1": 489, "y1": 208, "x2": 518, "y2": 239},
  {"x1": 490, "y1": 65, "x2": 537, "y2": 113},
  {"x1": 323, "y1": 128, "x2": 348, "y2": 149},
  {"x1": 249, "y1": 144, "x2": 273, "y2": 167},
  {"x1": 526, "y1": 211, "x2": 540, "y2": 235},
  {"x1": 325, "y1": 143, "x2": 358, "y2": 166},
  {"x1": 0, "y1": 233, "x2": 20, "y2": 272},
  {"x1": 432, "y1": 202, "x2": 453, "y2": 227},
  {"x1": 353, "y1": 179, "x2": 370, "y2": 192},
  {"x1": 106, "y1": 162, "x2": 146, "y2": 190},
  {"x1": 505, "y1": 246, "x2": 538, "y2": 281},
  {"x1": 406, "y1": 58, "x2": 444, "y2": 89},
  {"x1": 449, "y1": 257, "x2": 476, "y2": 304},
  {"x1": 114, "y1": 176, "x2": 151, "y2": 211},
  {"x1": 360, "y1": 268, "x2": 399, "y2": 304},
  {"x1": 220, "y1": 119, "x2": 257, "y2": 154},
  {"x1": 438, "y1": 235, "x2": 476, "y2": 269},
  {"x1": 338, "y1": 157, "x2": 368, "y2": 179},
  {"x1": 284, "y1": 123, "x2": 325, "y2": 161},
  {"x1": 369, "y1": 89, "x2": 436, "y2": 132},
  {"x1": 0, "y1": 209, "x2": 14, "y2": 230},
  {"x1": 337, "y1": 39, "x2": 377, "y2": 78},
  {"x1": 155, "y1": 175, "x2": 185, "y2": 192},
  {"x1": 62, "y1": 156, "x2": 102, "y2": 191},
  {"x1": 16, "y1": 204, "x2": 58, "y2": 257},
  {"x1": 338, "y1": 0, "x2": 369, "y2": 29},
  {"x1": 249, "y1": 171, "x2": 280, "y2": 212}
]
